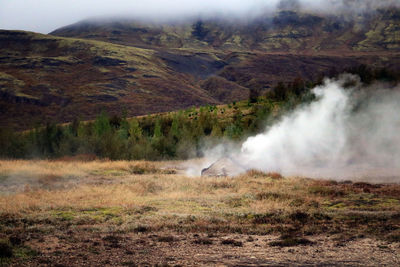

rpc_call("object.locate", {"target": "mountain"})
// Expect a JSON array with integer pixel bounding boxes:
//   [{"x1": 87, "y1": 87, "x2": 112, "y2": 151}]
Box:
[
  {"x1": 51, "y1": 9, "x2": 400, "y2": 52},
  {"x1": 1, "y1": 9, "x2": 400, "y2": 130},
  {"x1": 0, "y1": 31, "x2": 227, "y2": 129}
]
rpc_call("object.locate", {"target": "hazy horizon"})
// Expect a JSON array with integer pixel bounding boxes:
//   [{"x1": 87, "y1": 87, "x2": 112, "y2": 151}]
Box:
[{"x1": 0, "y1": 0, "x2": 399, "y2": 34}]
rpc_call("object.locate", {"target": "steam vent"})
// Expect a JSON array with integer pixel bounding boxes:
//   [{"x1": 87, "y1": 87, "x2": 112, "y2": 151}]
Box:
[{"x1": 201, "y1": 157, "x2": 246, "y2": 177}]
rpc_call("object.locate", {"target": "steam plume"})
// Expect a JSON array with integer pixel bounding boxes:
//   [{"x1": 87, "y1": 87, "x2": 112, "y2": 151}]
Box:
[{"x1": 206, "y1": 76, "x2": 400, "y2": 182}]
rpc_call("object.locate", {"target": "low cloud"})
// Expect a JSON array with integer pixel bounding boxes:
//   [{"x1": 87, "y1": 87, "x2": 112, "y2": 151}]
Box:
[{"x1": 0, "y1": 0, "x2": 399, "y2": 33}]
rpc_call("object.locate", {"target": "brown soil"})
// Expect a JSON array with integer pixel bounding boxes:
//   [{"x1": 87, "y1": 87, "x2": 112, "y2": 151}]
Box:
[{"x1": 9, "y1": 231, "x2": 400, "y2": 266}]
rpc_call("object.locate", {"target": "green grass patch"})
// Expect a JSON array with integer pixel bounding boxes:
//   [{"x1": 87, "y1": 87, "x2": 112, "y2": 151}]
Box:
[
  {"x1": 0, "y1": 238, "x2": 37, "y2": 266},
  {"x1": 50, "y1": 207, "x2": 125, "y2": 225},
  {"x1": 323, "y1": 194, "x2": 400, "y2": 211},
  {"x1": 13, "y1": 246, "x2": 38, "y2": 260},
  {"x1": 51, "y1": 210, "x2": 75, "y2": 221},
  {"x1": 80, "y1": 207, "x2": 123, "y2": 222}
]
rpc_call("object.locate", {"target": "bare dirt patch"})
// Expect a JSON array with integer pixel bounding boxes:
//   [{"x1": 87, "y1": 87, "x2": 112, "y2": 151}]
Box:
[{"x1": 9, "y1": 231, "x2": 400, "y2": 266}]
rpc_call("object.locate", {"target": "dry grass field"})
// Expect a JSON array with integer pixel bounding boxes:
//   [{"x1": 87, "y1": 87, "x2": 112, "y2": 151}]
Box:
[{"x1": 0, "y1": 159, "x2": 400, "y2": 266}]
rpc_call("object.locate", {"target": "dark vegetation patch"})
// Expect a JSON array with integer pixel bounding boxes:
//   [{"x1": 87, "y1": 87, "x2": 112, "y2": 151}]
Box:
[
  {"x1": 134, "y1": 225, "x2": 150, "y2": 233},
  {"x1": 135, "y1": 206, "x2": 158, "y2": 214},
  {"x1": 269, "y1": 234, "x2": 314, "y2": 247},
  {"x1": 0, "y1": 237, "x2": 38, "y2": 265},
  {"x1": 251, "y1": 212, "x2": 286, "y2": 225},
  {"x1": 8, "y1": 235, "x2": 23, "y2": 246},
  {"x1": 12, "y1": 245, "x2": 38, "y2": 260},
  {"x1": 158, "y1": 51, "x2": 226, "y2": 78},
  {"x1": 193, "y1": 238, "x2": 213, "y2": 245},
  {"x1": 93, "y1": 56, "x2": 127, "y2": 66},
  {"x1": 255, "y1": 192, "x2": 289, "y2": 201},
  {"x1": 0, "y1": 239, "x2": 13, "y2": 258},
  {"x1": 308, "y1": 184, "x2": 347, "y2": 197},
  {"x1": 87, "y1": 94, "x2": 119, "y2": 102},
  {"x1": 221, "y1": 239, "x2": 243, "y2": 247},
  {"x1": 157, "y1": 236, "x2": 176, "y2": 243},
  {"x1": 289, "y1": 211, "x2": 309, "y2": 224},
  {"x1": 129, "y1": 164, "x2": 159, "y2": 174},
  {"x1": 102, "y1": 235, "x2": 121, "y2": 248},
  {"x1": 273, "y1": 11, "x2": 324, "y2": 28},
  {"x1": 386, "y1": 233, "x2": 400, "y2": 243}
]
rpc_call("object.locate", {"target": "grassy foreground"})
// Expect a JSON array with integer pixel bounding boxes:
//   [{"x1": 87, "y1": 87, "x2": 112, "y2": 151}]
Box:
[{"x1": 0, "y1": 160, "x2": 399, "y2": 266}]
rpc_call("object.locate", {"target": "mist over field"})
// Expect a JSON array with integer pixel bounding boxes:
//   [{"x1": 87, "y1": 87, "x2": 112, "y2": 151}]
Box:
[
  {"x1": 201, "y1": 76, "x2": 400, "y2": 182},
  {"x1": 1, "y1": 0, "x2": 399, "y2": 33}
]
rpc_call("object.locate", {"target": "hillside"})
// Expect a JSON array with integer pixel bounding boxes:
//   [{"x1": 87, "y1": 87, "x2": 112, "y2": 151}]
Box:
[
  {"x1": 1, "y1": 8, "x2": 400, "y2": 130},
  {"x1": 0, "y1": 31, "x2": 222, "y2": 129},
  {"x1": 51, "y1": 9, "x2": 400, "y2": 52}
]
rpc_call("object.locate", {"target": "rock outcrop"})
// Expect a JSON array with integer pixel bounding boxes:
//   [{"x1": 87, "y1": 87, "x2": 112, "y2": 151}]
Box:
[{"x1": 201, "y1": 157, "x2": 246, "y2": 177}]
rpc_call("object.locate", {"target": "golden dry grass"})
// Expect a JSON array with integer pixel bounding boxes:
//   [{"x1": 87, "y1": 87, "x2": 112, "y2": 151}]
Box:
[
  {"x1": 0, "y1": 160, "x2": 164, "y2": 179},
  {"x1": 0, "y1": 160, "x2": 316, "y2": 214},
  {"x1": 1, "y1": 159, "x2": 400, "y2": 240}
]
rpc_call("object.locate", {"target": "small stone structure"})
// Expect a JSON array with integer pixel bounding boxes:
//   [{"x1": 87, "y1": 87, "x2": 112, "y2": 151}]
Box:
[{"x1": 201, "y1": 157, "x2": 246, "y2": 177}]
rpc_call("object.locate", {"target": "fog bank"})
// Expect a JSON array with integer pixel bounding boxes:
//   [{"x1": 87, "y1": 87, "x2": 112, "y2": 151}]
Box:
[{"x1": 0, "y1": 0, "x2": 399, "y2": 33}]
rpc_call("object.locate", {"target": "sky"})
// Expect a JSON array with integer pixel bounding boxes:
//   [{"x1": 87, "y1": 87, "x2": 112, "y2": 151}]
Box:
[{"x1": 0, "y1": 0, "x2": 399, "y2": 34}]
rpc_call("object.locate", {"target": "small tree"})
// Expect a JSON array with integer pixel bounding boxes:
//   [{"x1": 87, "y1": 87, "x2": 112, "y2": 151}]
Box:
[
  {"x1": 94, "y1": 111, "x2": 111, "y2": 137},
  {"x1": 129, "y1": 119, "x2": 142, "y2": 141},
  {"x1": 169, "y1": 115, "x2": 181, "y2": 141},
  {"x1": 69, "y1": 117, "x2": 80, "y2": 137},
  {"x1": 153, "y1": 119, "x2": 162, "y2": 140},
  {"x1": 272, "y1": 82, "x2": 288, "y2": 101},
  {"x1": 290, "y1": 76, "x2": 306, "y2": 96}
]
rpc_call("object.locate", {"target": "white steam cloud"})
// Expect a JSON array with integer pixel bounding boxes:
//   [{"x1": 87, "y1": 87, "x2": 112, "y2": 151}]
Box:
[
  {"x1": 202, "y1": 76, "x2": 400, "y2": 182},
  {"x1": 241, "y1": 79, "x2": 350, "y2": 177},
  {"x1": 0, "y1": 0, "x2": 399, "y2": 33}
]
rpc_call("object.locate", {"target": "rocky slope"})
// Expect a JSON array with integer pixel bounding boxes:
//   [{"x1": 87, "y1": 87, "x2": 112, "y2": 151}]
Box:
[{"x1": 1, "y1": 8, "x2": 400, "y2": 129}]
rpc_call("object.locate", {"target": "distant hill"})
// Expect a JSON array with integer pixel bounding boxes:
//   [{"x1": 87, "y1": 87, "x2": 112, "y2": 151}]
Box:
[
  {"x1": 0, "y1": 31, "x2": 221, "y2": 129},
  {"x1": 51, "y1": 9, "x2": 400, "y2": 52},
  {"x1": 1, "y1": 8, "x2": 400, "y2": 130}
]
